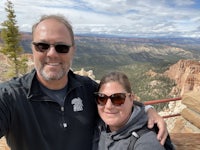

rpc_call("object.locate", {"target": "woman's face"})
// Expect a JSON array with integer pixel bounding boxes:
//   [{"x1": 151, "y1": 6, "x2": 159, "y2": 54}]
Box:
[{"x1": 97, "y1": 81, "x2": 134, "y2": 131}]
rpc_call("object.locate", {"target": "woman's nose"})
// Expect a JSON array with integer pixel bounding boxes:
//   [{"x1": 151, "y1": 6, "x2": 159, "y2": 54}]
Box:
[{"x1": 104, "y1": 98, "x2": 114, "y2": 109}]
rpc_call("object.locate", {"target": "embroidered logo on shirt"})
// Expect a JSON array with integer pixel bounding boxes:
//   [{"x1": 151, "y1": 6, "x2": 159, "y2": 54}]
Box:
[{"x1": 71, "y1": 97, "x2": 83, "y2": 112}]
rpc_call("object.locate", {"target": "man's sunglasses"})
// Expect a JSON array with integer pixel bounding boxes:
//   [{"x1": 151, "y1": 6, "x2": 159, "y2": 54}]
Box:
[
  {"x1": 32, "y1": 42, "x2": 72, "y2": 53},
  {"x1": 94, "y1": 92, "x2": 129, "y2": 106}
]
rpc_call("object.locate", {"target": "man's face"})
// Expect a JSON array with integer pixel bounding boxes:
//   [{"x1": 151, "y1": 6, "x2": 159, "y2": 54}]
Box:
[{"x1": 32, "y1": 18, "x2": 75, "y2": 82}]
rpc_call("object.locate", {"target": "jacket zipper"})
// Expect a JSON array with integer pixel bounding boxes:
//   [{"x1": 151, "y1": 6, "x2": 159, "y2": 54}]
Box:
[{"x1": 61, "y1": 106, "x2": 67, "y2": 128}]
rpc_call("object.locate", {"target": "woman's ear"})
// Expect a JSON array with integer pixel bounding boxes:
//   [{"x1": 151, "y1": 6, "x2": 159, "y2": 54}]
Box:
[
  {"x1": 130, "y1": 93, "x2": 135, "y2": 101},
  {"x1": 130, "y1": 94, "x2": 135, "y2": 107}
]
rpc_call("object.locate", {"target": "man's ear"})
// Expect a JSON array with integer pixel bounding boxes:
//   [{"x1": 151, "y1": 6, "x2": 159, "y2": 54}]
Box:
[{"x1": 71, "y1": 44, "x2": 76, "y2": 51}]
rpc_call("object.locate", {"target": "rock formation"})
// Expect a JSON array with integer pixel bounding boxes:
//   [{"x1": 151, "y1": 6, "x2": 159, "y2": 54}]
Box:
[
  {"x1": 162, "y1": 59, "x2": 200, "y2": 133},
  {"x1": 74, "y1": 68, "x2": 99, "y2": 83},
  {"x1": 164, "y1": 59, "x2": 200, "y2": 96}
]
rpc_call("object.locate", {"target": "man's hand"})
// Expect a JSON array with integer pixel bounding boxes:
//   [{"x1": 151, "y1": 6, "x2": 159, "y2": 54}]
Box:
[{"x1": 147, "y1": 108, "x2": 168, "y2": 145}]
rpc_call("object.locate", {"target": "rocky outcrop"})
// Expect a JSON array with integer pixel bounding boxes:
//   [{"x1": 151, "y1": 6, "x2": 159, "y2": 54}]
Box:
[
  {"x1": 74, "y1": 68, "x2": 99, "y2": 83},
  {"x1": 164, "y1": 59, "x2": 200, "y2": 96},
  {"x1": 163, "y1": 60, "x2": 200, "y2": 133}
]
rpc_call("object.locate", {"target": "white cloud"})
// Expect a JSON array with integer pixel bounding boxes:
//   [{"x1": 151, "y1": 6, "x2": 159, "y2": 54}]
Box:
[
  {"x1": 173, "y1": 0, "x2": 195, "y2": 6},
  {"x1": 0, "y1": 0, "x2": 199, "y2": 37}
]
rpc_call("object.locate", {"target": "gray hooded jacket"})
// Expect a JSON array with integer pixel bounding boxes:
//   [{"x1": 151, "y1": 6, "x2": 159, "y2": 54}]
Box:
[{"x1": 93, "y1": 102, "x2": 165, "y2": 150}]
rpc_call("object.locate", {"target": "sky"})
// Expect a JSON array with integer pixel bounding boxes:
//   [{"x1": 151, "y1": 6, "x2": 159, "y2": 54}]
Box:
[{"x1": 0, "y1": 0, "x2": 200, "y2": 38}]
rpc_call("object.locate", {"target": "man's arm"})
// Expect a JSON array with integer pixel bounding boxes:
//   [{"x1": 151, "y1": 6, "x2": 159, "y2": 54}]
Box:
[{"x1": 146, "y1": 107, "x2": 168, "y2": 145}]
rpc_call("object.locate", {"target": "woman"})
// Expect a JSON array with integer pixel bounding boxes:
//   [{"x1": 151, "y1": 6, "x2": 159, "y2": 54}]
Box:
[{"x1": 93, "y1": 71, "x2": 166, "y2": 150}]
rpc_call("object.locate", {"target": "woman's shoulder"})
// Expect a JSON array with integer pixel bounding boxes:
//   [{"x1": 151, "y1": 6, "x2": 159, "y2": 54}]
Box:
[{"x1": 134, "y1": 131, "x2": 165, "y2": 150}]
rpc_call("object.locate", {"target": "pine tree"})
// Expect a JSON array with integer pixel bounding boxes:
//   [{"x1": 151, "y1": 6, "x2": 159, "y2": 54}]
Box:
[{"x1": 0, "y1": 0, "x2": 27, "y2": 78}]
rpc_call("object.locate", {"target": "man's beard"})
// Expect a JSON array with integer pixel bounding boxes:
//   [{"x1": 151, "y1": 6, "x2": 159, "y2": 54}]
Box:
[
  {"x1": 37, "y1": 64, "x2": 68, "y2": 81},
  {"x1": 40, "y1": 68, "x2": 67, "y2": 81}
]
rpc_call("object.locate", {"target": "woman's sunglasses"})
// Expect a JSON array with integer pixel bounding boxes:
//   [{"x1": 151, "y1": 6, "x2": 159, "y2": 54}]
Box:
[
  {"x1": 32, "y1": 42, "x2": 72, "y2": 53},
  {"x1": 94, "y1": 92, "x2": 129, "y2": 106}
]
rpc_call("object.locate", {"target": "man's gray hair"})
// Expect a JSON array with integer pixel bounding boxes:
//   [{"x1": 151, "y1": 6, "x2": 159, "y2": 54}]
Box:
[{"x1": 32, "y1": 14, "x2": 75, "y2": 45}]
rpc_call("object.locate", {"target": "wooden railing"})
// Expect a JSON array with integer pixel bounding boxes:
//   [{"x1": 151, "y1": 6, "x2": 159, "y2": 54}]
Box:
[
  {"x1": 144, "y1": 97, "x2": 182, "y2": 105},
  {"x1": 144, "y1": 97, "x2": 200, "y2": 150},
  {"x1": 144, "y1": 97, "x2": 182, "y2": 118}
]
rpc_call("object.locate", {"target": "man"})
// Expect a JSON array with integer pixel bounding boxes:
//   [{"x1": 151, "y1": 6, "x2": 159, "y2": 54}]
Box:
[{"x1": 0, "y1": 14, "x2": 167, "y2": 150}]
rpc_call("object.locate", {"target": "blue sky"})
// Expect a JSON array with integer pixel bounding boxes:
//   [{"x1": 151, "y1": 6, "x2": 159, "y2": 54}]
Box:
[{"x1": 0, "y1": 0, "x2": 200, "y2": 38}]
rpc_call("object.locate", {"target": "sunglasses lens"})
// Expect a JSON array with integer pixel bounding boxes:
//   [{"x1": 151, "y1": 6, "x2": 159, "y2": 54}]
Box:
[
  {"x1": 35, "y1": 43, "x2": 50, "y2": 52},
  {"x1": 111, "y1": 93, "x2": 126, "y2": 106},
  {"x1": 95, "y1": 93, "x2": 107, "y2": 106},
  {"x1": 55, "y1": 44, "x2": 70, "y2": 53}
]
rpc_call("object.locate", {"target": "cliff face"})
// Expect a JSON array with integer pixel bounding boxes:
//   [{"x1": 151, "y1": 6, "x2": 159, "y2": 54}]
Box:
[
  {"x1": 164, "y1": 59, "x2": 200, "y2": 96},
  {"x1": 162, "y1": 59, "x2": 200, "y2": 133}
]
